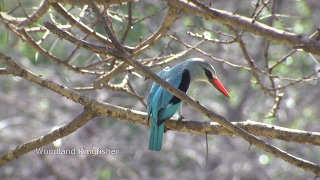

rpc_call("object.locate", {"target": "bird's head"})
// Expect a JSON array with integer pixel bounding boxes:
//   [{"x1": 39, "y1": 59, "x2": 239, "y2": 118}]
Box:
[{"x1": 188, "y1": 58, "x2": 230, "y2": 98}]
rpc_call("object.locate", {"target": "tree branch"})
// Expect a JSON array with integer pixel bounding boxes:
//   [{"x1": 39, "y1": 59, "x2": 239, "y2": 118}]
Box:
[
  {"x1": 167, "y1": 0, "x2": 320, "y2": 56},
  {"x1": 18, "y1": 0, "x2": 51, "y2": 27},
  {"x1": 51, "y1": 3, "x2": 134, "y2": 53},
  {"x1": 0, "y1": 108, "x2": 98, "y2": 167},
  {"x1": 51, "y1": 0, "x2": 133, "y2": 6}
]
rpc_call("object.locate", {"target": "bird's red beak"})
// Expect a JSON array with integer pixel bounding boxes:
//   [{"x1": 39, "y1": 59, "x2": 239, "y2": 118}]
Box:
[{"x1": 211, "y1": 78, "x2": 230, "y2": 98}]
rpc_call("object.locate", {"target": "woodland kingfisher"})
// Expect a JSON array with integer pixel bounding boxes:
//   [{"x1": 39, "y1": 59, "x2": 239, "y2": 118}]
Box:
[{"x1": 147, "y1": 58, "x2": 230, "y2": 151}]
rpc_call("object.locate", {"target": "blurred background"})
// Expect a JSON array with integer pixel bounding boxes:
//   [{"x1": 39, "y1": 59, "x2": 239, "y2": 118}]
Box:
[{"x1": 0, "y1": 0, "x2": 320, "y2": 179}]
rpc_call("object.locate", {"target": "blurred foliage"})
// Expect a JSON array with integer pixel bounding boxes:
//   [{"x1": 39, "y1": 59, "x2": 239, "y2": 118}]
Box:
[{"x1": 0, "y1": 0, "x2": 320, "y2": 179}]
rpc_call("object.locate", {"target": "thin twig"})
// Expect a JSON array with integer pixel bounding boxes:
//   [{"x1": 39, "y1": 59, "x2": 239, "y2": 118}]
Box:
[{"x1": 18, "y1": 0, "x2": 51, "y2": 27}]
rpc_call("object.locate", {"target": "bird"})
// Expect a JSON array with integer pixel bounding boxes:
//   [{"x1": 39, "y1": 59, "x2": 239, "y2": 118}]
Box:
[{"x1": 147, "y1": 58, "x2": 230, "y2": 151}]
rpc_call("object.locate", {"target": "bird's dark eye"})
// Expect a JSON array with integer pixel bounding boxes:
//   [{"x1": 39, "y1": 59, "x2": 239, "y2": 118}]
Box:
[{"x1": 204, "y1": 68, "x2": 212, "y2": 79}]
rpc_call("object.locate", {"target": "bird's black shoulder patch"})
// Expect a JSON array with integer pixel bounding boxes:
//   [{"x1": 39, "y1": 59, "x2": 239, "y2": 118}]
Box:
[{"x1": 168, "y1": 69, "x2": 190, "y2": 105}]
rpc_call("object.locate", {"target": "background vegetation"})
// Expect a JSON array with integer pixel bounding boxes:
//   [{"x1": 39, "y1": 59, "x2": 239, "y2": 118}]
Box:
[{"x1": 0, "y1": 0, "x2": 320, "y2": 179}]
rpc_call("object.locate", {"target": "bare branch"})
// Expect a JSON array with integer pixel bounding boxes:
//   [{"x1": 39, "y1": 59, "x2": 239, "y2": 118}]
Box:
[
  {"x1": 134, "y1": 7, "x2": 182, "y2": 56},
  {"x1": 93, "y1": 62, "x2": 127, "y2": 88},
  {"x1": 228, "y1": 25, "x2": 276, "y2": 97},
  {"x1": 52, "y1": 0, "x2": 133, "y2": 6},
  {"x1": 44, "y1": 22, "x2": 120, "y2": 58},
  {"x1": 167, "y1": 0, "x2": 320, "y2": 55},
  {"x1": 0, "y1": 108, "x2": 98, "y2": 167},
  {"x1": 120, "y1": 2, "x2": 132, "y2": 44},
  {"x1": 18, "y1": 0, "x2": 51, "y2": 27},
  {"x1": 0, "y1": 68, "x2": 14, "y2": 75},
  {"x1": 51, "y1": 3, "x2": 134, "y2": 53}
]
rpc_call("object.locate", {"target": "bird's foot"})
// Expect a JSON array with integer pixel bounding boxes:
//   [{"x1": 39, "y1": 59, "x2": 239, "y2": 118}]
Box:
[
  {"x1": 176, "y1": 115, "x2": 184, "y2": 126},
  {"x1": 177, "y1": 115, "x2": 184, "y2": 121},
  {"x1": 147, "y1": 117, "x2": 150, "y2": 126}
]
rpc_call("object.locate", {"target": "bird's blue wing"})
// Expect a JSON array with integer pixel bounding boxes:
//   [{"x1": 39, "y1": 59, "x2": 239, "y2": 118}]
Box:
[
  {"x1": 155, "y1": 68, "x2": 190, "y2": 125},
  {"x1": 148, "y1": 67, "x2": 191, "y2": 151},
  {"x1": 147, "y1": 66, "x2": 170, "y2": 120},
  {"x1": 149, "y1": 69, "x2": 189, "y2": 151}
]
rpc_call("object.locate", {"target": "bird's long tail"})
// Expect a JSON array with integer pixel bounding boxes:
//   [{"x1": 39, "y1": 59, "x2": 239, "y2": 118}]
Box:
[{"x1": 149, "y1": 122, "x2": 164, "y2": 151}]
